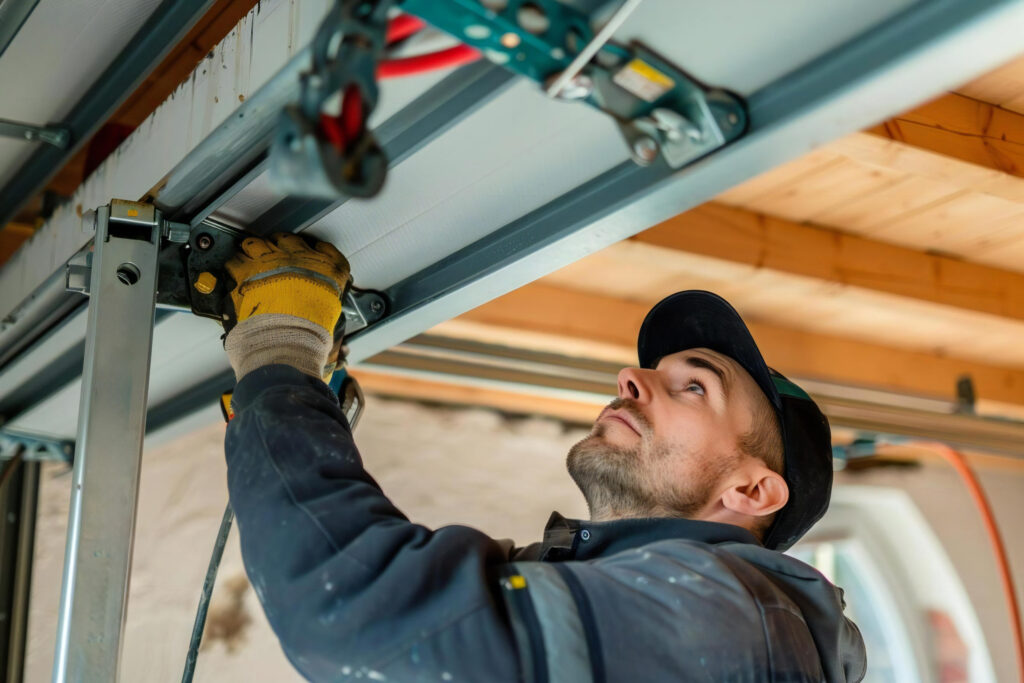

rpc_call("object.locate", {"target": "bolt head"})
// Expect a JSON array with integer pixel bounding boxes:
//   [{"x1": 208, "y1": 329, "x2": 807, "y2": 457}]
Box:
[
  {"x1": 194, "y1": 271, "x2": 218, "y2": 295},
  {"x1": 631, "y1": 136, "x2": 660, "y2": 164},
  {"x1": 196, "y1": 234, "x2": 213, "y2": 250}
]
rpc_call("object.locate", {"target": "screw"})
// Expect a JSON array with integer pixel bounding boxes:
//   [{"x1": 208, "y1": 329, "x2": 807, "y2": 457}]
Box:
[
  {"x1": 728, "y1": 113, "x2": 739, "y2": 125},
  {"x1": 370, "y1": 299, "x2": 384, "y2": 313},
  {"x1": 196, "y1": 234, "x2": 213, "y2": 250},
  {"x1": 631, "y1": 136, "x2": 660, "y2": 165}
]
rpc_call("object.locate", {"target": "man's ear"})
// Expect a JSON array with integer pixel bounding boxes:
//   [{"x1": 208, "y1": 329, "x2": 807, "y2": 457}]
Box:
[{"x1": 719, "y1": 464, "x2": 789, "y2": 518}]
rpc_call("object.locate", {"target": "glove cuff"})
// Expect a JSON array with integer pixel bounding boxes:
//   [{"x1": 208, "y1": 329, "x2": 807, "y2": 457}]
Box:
[{"x1": 224, "y1": 314, "x2": 332, "y2": 381}]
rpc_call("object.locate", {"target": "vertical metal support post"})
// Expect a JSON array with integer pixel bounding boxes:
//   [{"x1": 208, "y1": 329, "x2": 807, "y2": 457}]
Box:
[
  {"x1": 52, "y1": 201, "x2": 161, "y2": 683},
  {"x1": 0, "y1": 458, "x2": 39, "y2": 683}
]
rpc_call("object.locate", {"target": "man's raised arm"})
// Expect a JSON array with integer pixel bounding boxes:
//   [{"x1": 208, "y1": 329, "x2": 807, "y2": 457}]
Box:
[{"x1": 219, "y1": 233, "x2": 520, "y2": 681}]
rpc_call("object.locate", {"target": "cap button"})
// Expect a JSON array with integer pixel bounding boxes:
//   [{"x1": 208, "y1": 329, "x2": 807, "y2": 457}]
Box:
[{"x1": 580, "y1": 529, "x2": 591, "y2": 542}]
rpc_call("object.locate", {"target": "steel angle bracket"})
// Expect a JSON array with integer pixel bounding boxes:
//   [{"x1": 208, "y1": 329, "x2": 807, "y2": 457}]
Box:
[
  {"x1": 154, "y1": 220, "x2": 390, "y2": 337},
  {"x1": 401, "y1": 0, "x2": 747, "y2": 168},
  {"x1": 0, "y1": 427, "x2": 73, "y2": 463}
]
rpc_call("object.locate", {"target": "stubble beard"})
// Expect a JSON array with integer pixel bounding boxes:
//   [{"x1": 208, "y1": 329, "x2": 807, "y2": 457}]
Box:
[{"x1": 566, "y1": 399, "x2": 731, "y2": 521}]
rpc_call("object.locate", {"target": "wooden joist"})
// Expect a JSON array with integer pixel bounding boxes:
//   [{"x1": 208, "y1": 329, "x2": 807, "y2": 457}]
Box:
[
  {"x1": 634, "y1": 203, "x2": 1024, "y2": 322},
  {"x1": 870, "y1": 92, "x2": 1024, "y2": 183},
  {"x1": 716, "y1": 90, "x2": 1024, "y2": 270}
]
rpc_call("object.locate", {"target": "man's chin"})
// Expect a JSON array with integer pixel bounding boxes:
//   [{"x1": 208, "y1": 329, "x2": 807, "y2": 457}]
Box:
[{"x1": 567, "y1": 435, "x2": 639, "y2": 488}]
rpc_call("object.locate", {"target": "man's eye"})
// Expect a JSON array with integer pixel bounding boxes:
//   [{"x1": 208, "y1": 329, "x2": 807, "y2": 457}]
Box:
[{"x1": 686, "y1": 380, "x2": 705, "y2": 395}]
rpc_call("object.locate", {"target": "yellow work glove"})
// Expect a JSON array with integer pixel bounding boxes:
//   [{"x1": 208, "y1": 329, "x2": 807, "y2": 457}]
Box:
[
  {"x1": 225, "y1": 232, "x2": 351, "y2": 333},
  {"x1": 223, "y1": 233, "x2": 351, "y2": 381}
]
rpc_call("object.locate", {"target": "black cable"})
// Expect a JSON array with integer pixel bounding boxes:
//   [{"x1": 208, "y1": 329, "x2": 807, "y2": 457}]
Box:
[{"x1": 181, "y1": 501, "x2": 234, "y2": 683}]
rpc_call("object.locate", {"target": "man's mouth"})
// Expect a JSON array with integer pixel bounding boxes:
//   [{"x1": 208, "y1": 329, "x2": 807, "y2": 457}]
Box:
[{"x1": 598, "y1": 408, "x2": 642, "y2": 437}]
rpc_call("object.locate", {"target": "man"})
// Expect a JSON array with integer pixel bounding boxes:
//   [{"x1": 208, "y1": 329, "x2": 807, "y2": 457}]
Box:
[{"x1": 222, "y1": 234, "x2": 866, "y2": 682}]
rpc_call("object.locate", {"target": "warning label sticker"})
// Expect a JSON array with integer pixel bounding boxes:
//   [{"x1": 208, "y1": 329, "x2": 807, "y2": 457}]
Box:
[{"x1": 613, "y1": 59, "x2": 675, "y2": 102}]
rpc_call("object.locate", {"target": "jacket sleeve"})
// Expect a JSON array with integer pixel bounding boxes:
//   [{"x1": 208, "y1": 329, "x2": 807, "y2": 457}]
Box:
[{"x1": 224, "y1": 364, "x2": 521, "y2": 681}]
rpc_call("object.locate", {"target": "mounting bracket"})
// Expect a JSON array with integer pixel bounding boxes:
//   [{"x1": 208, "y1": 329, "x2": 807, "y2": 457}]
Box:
[
  {"x1": 400, "y1": 0, "x2": 747, "y2": 168},
  {"x1": 0, "y1": 427, "x2": 73, "y2": 463}
]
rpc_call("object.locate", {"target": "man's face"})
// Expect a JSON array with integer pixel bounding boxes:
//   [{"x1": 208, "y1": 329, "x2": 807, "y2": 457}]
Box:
[{"x1": 567, "y1": 348, "x2": 763, "y2": 521}]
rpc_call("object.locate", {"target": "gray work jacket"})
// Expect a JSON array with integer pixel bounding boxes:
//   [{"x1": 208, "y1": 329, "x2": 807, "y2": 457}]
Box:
[{"x1": 225, "y1": 365, "x2": 867, "y2": 682}]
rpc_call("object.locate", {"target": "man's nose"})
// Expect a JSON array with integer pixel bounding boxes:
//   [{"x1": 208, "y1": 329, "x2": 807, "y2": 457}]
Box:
[{"x1": 617, "y1": 367, "x2": 653, "y2": 402}]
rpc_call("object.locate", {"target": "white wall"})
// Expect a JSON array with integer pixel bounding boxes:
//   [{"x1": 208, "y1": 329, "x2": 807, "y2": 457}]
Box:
[
  {"x1": 830, "y1": 461, "x2": 1024, "y2": 683},
  {"x1": 21, "y1": 398, "x2": 1024, "y2": 682}
]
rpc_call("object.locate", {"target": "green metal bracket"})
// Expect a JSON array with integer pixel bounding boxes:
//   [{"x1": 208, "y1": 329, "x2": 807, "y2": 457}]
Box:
[{"x1": 401, "y1": 0, "x2": 747, "y2": 167}]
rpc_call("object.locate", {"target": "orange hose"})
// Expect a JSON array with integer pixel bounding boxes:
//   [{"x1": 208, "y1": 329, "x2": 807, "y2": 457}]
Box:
[{"x1": 911, "y1": 442, "x2": 1024, "y2": 682}]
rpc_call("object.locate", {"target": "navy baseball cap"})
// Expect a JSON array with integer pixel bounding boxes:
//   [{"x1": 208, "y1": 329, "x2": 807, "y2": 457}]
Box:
[{"x1": 637, "y1": 290, "x2": 832, "y2": 551}]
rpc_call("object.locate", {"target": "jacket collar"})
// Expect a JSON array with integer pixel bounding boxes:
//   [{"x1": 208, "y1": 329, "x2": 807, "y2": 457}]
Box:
[{"x1": 515, "y1": 511, "x2": 761, "y2": 562}]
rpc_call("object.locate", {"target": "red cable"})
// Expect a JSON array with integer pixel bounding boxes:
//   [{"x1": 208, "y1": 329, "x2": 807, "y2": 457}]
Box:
[
  {"x1": 341, "y1": 85, "x2": 363, "y2": 143},
  {"x1": 378, "y1": 44, "x2": 480, "y2": 79},
  {"x1": 319, "y1": 112, "x2": 346, "y2": 151},
  {"x1": 319, "y1": 86, "x2": 364, "y2": 153},
  {"x1": 387, "y1": 14, "x2": 426, "y2": 44},
  {"x1": 318, "y1": 18, "x2": 477, "y2": 152},
  {"x1": 910, "y1": 442, "x2": 1024, "y2": 682}
]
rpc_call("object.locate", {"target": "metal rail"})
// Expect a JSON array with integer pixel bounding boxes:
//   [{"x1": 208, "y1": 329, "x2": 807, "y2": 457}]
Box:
[
  {"x1": 4, "y1": 0, "x2": 1024, "y2": 444},
  {"x1": 0, "y1": 0, "x2": 40, "y2": 61},
  {"x1": 0, "y1": 458, "x2": 39, "y2": 683},
  {"x1": 0, "y1": 0, "x2": 218, "y2": 227},
  {"x1": 367, "y1": 335, "x2": 1024, "y2": 457}
]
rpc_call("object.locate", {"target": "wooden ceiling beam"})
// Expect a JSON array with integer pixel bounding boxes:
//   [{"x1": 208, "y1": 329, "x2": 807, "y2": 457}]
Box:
[
  {"x1": 451, "y1": 283, "x2": 1024, "y2": 407},
  {"x1": 870, "y1": 92, "x2": 1024, "y2": 179},
  {"x1": 828, "y1": 92, "x2": 1024, "y2": 202},
  {"x1": 633, "y1": 202, "x2": 1024, "y2": 322}
]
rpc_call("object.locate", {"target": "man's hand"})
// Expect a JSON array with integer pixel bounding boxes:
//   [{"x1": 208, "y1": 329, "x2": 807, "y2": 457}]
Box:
[
  {"x1": 223, "y1": 233, "x2": 352, "y2": 381},
  {"x1": 226, "y1": 233, "x2": 351, "y2": 332}
]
